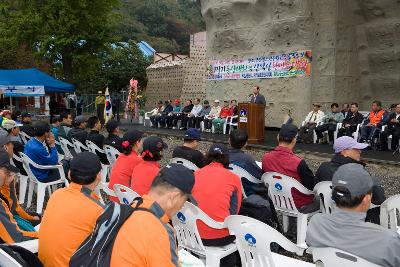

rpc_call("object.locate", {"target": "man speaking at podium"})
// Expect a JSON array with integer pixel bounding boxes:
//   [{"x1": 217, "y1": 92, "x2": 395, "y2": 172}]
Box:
[{"x1": 250, "y1": 86, "x2": 266, "y2": 105}]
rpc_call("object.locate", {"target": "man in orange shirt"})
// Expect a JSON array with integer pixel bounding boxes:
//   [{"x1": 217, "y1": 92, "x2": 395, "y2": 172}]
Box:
[
  {"x1": 131, "y1": 136, "x2": 167, "y2": 195},
  {"x1": 39, "y1": 152, "x2": 104, "y2": 267},
  {"x1": 108, "y1": 129, "x2": 144, "y2": 202},
  {"x1": 360, "y1": 100, "x2": 387, "y2": 144},
  {"x1": 111, "y1": 163, "x2": 197, "y2": 267}
]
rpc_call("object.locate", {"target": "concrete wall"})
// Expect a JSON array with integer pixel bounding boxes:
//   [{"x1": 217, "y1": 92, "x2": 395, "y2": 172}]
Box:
[{"x1": 200, "y1": 0, "x2": 400, "y2": 127}]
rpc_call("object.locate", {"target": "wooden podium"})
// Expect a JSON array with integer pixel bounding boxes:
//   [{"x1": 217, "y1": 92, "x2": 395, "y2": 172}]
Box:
[{"x1": 238, "y1": 103, "x2": 266, "y2": 144}]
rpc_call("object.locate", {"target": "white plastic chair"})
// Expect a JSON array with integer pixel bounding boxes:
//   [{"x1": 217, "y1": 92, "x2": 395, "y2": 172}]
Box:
[
  {"x1": 380, "y1": 194, "x2": 400, "y2": 232},
  {"x1": 228, "y1": 164, "x2": 262, "y2": 198},
  {"x1": 225, "y1": 215, "x2": 305, "y2": 266},
  {"x1": 172, "y1": 202, "x2": 237, "y2": 267},
  {"x1": 262, "y1": 172, "x2": 318, "y2": 248},
  {"x1": 104, "y1": 145, "x2": 120, "y2": 167},
  {"x1": 58, "y1": 136, "x2": 74, "y2": 159},
  {"x1": 11, "y1": 154, "x2": 29, "y2": 204},
  {"x1": 12, "y1": 239, "x2": 38, "y2": 253},
  {"x1": 309, "y1": 247, "x2": 381, "y2": 267},
  {"x1": 86, "y1": 140, "x2": 109, "y2": 183},
  {"x1": 227, "y1": 115, "x2": 238, "y2": 134},
  {"x1": 113, "y1": 184, "x2": 140, "y2": 205},
  {"x1": 0, "y1": 248, "x2": 22, "y2": 267},
  {"x1": 301, "y1": 120, "x2": 318, "y2": 143},
  {"x1": 144, "y1": 111, "x2": 153, "y2": 127},
  {"x1": 313, "y1": 181, "x2": 334, "y2": 214},
  {"x1": 169, "y1": 158, "x2": 199, "y2": 172},
  {"x1": 19, "y1": 132, "x2": 31, "y2": 145},
  {"x1": 71, "y1": 138, "x2": 88, "y2": 154},
  {"x1": 20, "y1": 152, "x2": 69, "y2": 214}
]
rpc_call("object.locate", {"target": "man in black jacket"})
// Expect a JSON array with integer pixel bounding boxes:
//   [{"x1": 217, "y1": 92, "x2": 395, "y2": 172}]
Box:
[
  {"x1": 67, "y1": 115, "x2": 88, "y2": 145},
  {"x1": 380, "y1": 103, "x2": 400, "y2": 151},
  {"x1": 157, "y1": 100, "x2": 173, "y2": 128},
  {"x1": 315, "y1": 136, "x2": 386, "y2": 224},
  {"x1": 172, "y1": 128, "x2": 205, "y2": 168},
  {"x1": 104, "y1": 120, "x2": 123, "y2": 152},
  {"x1": 86, "y1": 116, "x2": 108, "y2": 164},
  {"x1": 19, "y1": 112, "x2": 35, "y2": 137},
  {"x1": 337, "y1": 103, "x2": 365, "y2": 138}
]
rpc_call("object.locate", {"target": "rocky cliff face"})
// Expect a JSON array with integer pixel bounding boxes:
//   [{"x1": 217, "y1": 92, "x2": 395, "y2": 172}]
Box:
[{"x1": 200, "y1": 0, "x2": 400, "y2": 127}]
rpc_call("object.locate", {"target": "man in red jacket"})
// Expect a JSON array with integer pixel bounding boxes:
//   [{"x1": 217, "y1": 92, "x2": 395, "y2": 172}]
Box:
[
  {"x1": 212, "y1": 101, "x2": 233, "y2": 134},
  {"x1": 262, "y1": 124, "x2": 318, "y2": 213}
]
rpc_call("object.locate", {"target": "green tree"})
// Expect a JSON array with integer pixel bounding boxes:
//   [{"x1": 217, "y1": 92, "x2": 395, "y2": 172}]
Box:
[{"x1": 11, "y1": 0, "x2": 120, "y2": 82}]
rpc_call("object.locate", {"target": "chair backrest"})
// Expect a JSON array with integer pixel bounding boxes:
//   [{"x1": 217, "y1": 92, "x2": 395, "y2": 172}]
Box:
[
  {"x1": 0, "y1": 248, "x2": 22, "y2": 267},
  {"x1": 314, "y1": 181, "x2": 334, "y2": 214},
  {"x1": 310, "y1": 247, "x2": 381, "y2": 267},
  {"x1": 169, "y1": 158, "x2": 199, "y2": 172},
  {"x1": 262, "y1": 172, "x2": 314, "y2": 214},
  {"x1": 359, "y1": 111, "x2": 370, "y2": 118},
  {"x1": 171, "y1": 202, "x2": 225, "y2": 257},
  {"x1": 380, "y1": 194, "x2": 400, "y2": 232},
  {"x1": 104, "y1": 145, "x2": 120, "y2": 166},
  {"x1": 225, "y1": 215, "x2": 304, "y2": 267},
  {"x1": 19, "y1": 152, "x2": 40, "y2": 183},
  {"x1": 86, "y1": 140, "x2": 105, "y2": 154},
  {"x1": 113, "y1": 184, "x2": 140, "y2": 205},
  {"x1": 228, "y1": 164, "x2": 261, "y2": 198},
  {"x1": 58, "y1": 137, "x2": 74, "y2": 159},
  {"x1": 19, "y1": 132, "x2": 31, "y2": 145},
  {"x1": 71, "y1": 138, "x2": 88, "y2": 153}
]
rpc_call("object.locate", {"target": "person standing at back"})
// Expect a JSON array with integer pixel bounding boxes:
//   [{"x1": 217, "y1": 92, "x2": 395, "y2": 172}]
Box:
[
  {"x1": 192, "y1": 143, "x2": 242, "y2": 267},
  {"x1": 130, "y1": 136, "x2": 167, "y2": 195},
  {"x1": 250, "y1": 85, "x2": 266, "y2": 105},
  {"x1": 172, "y1": 128, "x2": 205, "y2": 168},
  {"x1": 108, "y1": 129, "x2": 144, "y2": 202}
]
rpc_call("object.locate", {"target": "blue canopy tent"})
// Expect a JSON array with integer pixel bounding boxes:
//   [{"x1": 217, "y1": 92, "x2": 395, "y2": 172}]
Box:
[{"x1": 0, "y1": 68, "x2": 75, "y2": 97}]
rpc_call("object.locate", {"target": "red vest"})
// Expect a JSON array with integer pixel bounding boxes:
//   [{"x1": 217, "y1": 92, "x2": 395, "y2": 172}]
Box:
[
  {"x1": 262, "y1": 146, "x2": 314, "y2": 208},
  {"x1": 369, "y1": 109, "x2": 385, "y2": 125}
]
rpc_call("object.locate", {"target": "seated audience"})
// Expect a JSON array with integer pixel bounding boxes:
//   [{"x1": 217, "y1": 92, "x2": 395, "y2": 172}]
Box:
[
  {"x1": 57, "y1": 111, "x2": 73, "y2": 139},
  {"x1": 149, "y1": 101, "x2": 164, "y2": 128},
  {"x1": 86, "y1": 116, "x2": 108, "y2": 164},
  {"x1": 39, "y1": 152, "x2": 104, "y2": 266},
  {"x1": 11, "y1": 110, "x2": 21, "y2": 123},
  {"x1": 24, "y1": 121, "x2": 61, "y2": 182},
  {"x1": 306, "y1": 163, "x2": 400, "y2": 267},
  {"x1": 67, "y1": 115, "x2": 88, "y2": 145},
  {"x1": 337, "y1": 102, "x2": 364, "y2": 138},
  {"x1": 262, "y1": 123, "x2": 318, "y2": 213},
  {"x1": 341, "y1": 103, "x2": 350, "y2": 117},
  {"x1": 192, "y1": 144, "x2": 242, "y2": 267},
  {"x1": 19, "y1": 112, "x2": 34, "y2": 137},
  {"x1": 50, "y1": 116, "x2": 63, "y2": 154},
  {"x1": 0, "y1": 149, "x2": 38, "y2": 243},
  {"x1": 156, "y1": 100, "x2": 173, "y2": 128},
  {"x1": 165, "y1": 99, "x2": 181, "y2": 129},
  {"x1": 172, "y1": 128, "x2": 205, "y2": 168},
  {"x1": 212, "y1": 100, "x2": 234, "y2": 134},
  {"x1": 380, "y1": 103, "x2": 400, "y2": 151},
  {"x1": 203, "y1": 100, "x2": 221, "y2": 132},
  {"x1": 0, "y1": 135, "x2": 14, "y2": 158},
  {"x1": 104, "y1": 120, "x2": 123, "y2": 152},
  {"x1": 3, "y1": 120, "x2": 23, "y2": 154},
  {"x1": 1, "y1": 110, "x2": 12, "y2": 127},
  {"x1": 108, "y1": 130, "x2": 144, "y2": 202},
  {"x1": 315, "y1": 103, "x2": 344, "y2": 145},
  {"x1": 360, "y1": 100, "x2": 387, "y2": 144},
  {"x1": 183, "y1": 98, "x2": 202, "y2": 129},
  {"x1": 298, "y1": 103, "x2": 324, "y2": 144},
  {"x1": 315, "y1": 136, "x2": 385, "y2": 224},
  {"x1": 131, "y1": 136, "x2": 167, "y2": 195},
  {"x1": 194, "y1": 100, "x2": 211, "y2": 130},
  {"x1": 176, "y1": 100, "x2": 193, "y2": 130},
  {"x1": 229, "y1": 129, "x2": 262, "y2": 196},
  {"x1": 230, "y1": 100, "x2": 238, "y2": 116},
  {"x1": 111, "y1": 164, "x2": 196, "y2": 266}
]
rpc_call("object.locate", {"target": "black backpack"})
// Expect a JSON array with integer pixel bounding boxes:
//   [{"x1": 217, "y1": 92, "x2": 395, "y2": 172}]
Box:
[{"x1": 69, "y1": 197, "x2": 153, "y2": 267}]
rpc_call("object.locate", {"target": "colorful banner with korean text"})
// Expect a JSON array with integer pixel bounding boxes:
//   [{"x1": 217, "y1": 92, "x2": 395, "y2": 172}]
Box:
[{"x1": 206, "y1": 50, "x2": 312, "y2": 80}]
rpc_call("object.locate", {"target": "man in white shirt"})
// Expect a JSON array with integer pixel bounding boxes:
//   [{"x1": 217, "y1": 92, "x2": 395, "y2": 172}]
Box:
[
  {"x1": 298, "y1": 103, "x2": 325, "y2": 144},
  {"x1": 149, "y1": 101, "x2": 164, "y2": 128},
  {"x1": 186, "y1": 98, "x2": 203, "y2": 129}
]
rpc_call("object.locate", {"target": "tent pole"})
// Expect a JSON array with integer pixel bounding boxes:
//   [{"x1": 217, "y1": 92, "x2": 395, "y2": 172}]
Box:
[{"x1": 9, "y1": 97, "x2": 12, "y2": 112}]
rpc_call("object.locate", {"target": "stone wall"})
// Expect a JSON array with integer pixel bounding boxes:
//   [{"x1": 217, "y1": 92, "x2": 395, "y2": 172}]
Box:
[{"x1": 200, "y1": 0, "x2": 400, "y2": 127}]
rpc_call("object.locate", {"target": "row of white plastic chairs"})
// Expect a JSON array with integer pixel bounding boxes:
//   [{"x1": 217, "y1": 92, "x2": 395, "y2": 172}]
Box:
[
  {"x1": 108, "y1": 182, "x2": 382, "y2": 267},
  {"x1": 144, "y1": 112, "x2": 239, "y2": 134}
]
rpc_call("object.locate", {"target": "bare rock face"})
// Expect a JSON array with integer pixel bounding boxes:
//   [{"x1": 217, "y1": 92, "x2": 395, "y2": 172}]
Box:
[{"x1": 200, "y1": 0, "x2": 400, "y2": 127}]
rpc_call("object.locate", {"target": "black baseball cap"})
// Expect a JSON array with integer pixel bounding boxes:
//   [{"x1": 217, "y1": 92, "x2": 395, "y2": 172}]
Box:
[
  {"x1": 70, "y1": 152, "x2": 102, "y2": 179},
  {"x1": 279, "y1": 123, "x2": 298, "y2": 140},
  {"x1": 21, "y1": 112, "x2": 31, "y2": 118},
  {"x1": 158, "y1": 163, "x2": 197, "y2": 205},
  {"x1": 184, "y1": 128, "x2": 201, "y2": 141},
  {"x1": 122, "y1": 130, "x2": 144, "y2": 145},
  {"x1": 105, "y1": 120, "x2": 119, "y2": 133},
  {"x1": 208, "y1": 143, "x2": 228, "y2": 155},
  {"x1": 0, "y1": 149, "x2": 19, "y2": 173},
  {"x1": 142, "y1": 136, "x2": 168, "y2": 157}
]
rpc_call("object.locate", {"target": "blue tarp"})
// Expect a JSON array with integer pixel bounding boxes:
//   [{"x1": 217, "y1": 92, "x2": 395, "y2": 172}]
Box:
[
  {"x1": 0, "y1": 68, "x2": 75, "y2": 96},
  {"x1": 137, "y1": 41, "x2": 155, "y2": 57}
]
